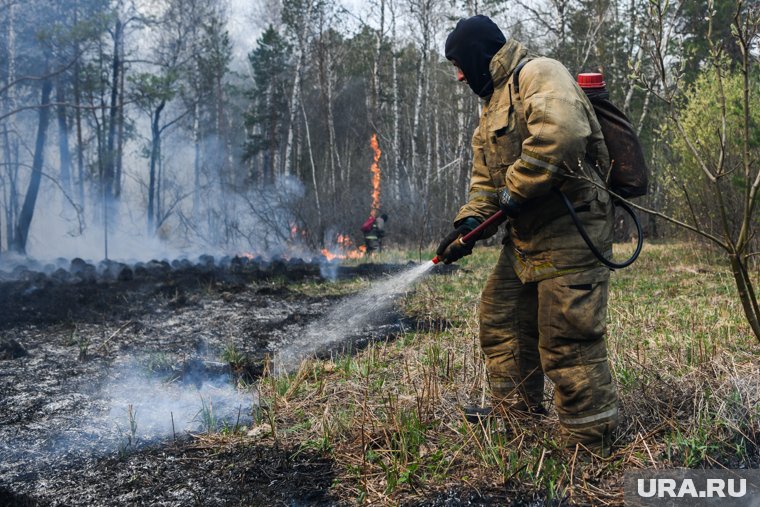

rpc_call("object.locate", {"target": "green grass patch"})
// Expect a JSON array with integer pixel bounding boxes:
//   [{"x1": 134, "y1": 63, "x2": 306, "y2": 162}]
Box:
[{"x1": 252, "y1": 241, "x2": 759, "y2": 505}]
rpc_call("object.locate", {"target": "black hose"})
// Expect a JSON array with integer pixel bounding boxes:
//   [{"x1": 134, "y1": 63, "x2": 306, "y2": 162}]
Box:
[{"x1": 555, "y1": 189, "x2": 643, "y2": 269}]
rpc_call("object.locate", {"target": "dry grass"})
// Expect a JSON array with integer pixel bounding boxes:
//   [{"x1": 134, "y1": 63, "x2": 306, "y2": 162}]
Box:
[{"x1": 236, "y1": 241, "x2": 759, "y2": 505}]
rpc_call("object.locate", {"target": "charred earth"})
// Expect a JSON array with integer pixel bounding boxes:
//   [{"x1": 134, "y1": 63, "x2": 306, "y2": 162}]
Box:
[{"x1": 0, "y1": 255, "x2": 454, "y2": 506}]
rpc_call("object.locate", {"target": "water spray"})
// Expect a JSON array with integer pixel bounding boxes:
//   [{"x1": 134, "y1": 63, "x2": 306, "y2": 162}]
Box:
[
  {"x1": 276, "y1": 211, "x2": 511, "y2": 370},
  {"x1": 431, "y1": 210, "x2": 507, "y2": 265}
]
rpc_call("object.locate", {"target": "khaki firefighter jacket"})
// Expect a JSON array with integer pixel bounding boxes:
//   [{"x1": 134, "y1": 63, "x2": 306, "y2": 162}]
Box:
[{"x1": 454, "y1": 40, "x2": 614, "y2": 282}]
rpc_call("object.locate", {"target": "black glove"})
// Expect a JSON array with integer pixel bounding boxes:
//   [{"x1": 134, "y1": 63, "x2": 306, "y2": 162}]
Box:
[
  {"x1": 498, "y1": 187, "x2": 521, "y2": 218},
  {"x1": 436, "y1": 217, "x2": 483, "y2": 264}
]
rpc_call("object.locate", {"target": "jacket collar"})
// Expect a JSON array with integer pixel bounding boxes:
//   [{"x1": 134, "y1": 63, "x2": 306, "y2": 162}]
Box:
[{"x1": 488, "y1": 39, "x2": 531, "y2": 95}]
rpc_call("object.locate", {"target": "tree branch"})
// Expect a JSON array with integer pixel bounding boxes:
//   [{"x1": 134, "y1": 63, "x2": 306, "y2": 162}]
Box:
[
  {"x1": 0, "y1": 99, "x2": 137, "y2": 123},
  {"x1": 565, "y1": 171, "x2": 727, "y2": 248},
  {"x1": 0, "y1": 48, "x2": 86, "y2": 97}
]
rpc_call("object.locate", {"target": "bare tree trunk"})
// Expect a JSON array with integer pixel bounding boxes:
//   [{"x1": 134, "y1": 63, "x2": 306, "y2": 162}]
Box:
[
  {"x1": 115, "y1": 31, "x2": 126, "y2": 199},
  {"x1": 5, "y1": 148, "x2": 19, "y2": 251},
  {"x1": 215, "y1": 66, "x2": 229, "y2": 185},
  {"x1": 157, "y1": 146, "x2": 163, "y2": 226},
  {"x1": 390, "y1": 0, "x2": 400, "y2": 201},
  {"x1": 73, "y1": 6, "x2": 85, "y2": 211},
  {"x1": 326, "y1": 48, "x2": 341, "y2": 196},
  {"x1": 622, "y1": 49, "x2": 641, "y2": 115},
  {"x1": 301, "y1": 97, "x2": 321, "y2": 232},
  {"x1": 342, "y1": 137, "x2": 350, "y2": 188},
  {"x1": 92, "y1": 49, "x2": 110, "y2": 230},
  {"x1": 433, "y1": 78, "x2": 440, "y2": 190},
  {"x1": 423, "y1": 51, "x2": 432, "y2": 199},
  {"x1": 371, "y1": 0, "x2": 385, "y2": 126},
  {"x1": 730, "y1": 253, "x2": 760, "y2": 341},
  {"x1": 464, "y1": 0, "x2": 479, "y2": 15},
  {"x1": 636, "y1": 88, "x2": 652, "y2": 136},
  {"x1": 316, "y1": 15, "x2": 340, "y2": 196},
  {"x1": 12, "y1": 77, "x2": 53, "y2": 254},
  {"x1": 282, "y1": 1, "x2": 312, "y2": 178},
  {"x1": 294, "y1": 110, "x2": 302, "y2": 180},
  {"x1": 56, "y1": 78, "x2": 73, "y2": 196},
  {"x1": 554, "y1": 0, "x2": 569, "y2": 58},
  {"x1": 3, "y1": 0, "x2": 18, "y2": 251},
  {"x1": 410, "y1": 0, "x2": 431, "y2": 191},
  {"x1": 192, "y1": 99, "x2": 201, "y2": 219},
  {"x1": 104, "y1": 18, "x2": 122, "y2": 207},
  {"x1": 1, "y1": 125, "x2": 14, "y2": 251},
  {"x1": 147, "y1": 101, "x2": 166, "y2": 233},
  {"x1": 410, "y1": 53, "x2": 425, "y2": 184},
  {"x1": 266, "y1": 82, "x2": 277, "y2": 184}
]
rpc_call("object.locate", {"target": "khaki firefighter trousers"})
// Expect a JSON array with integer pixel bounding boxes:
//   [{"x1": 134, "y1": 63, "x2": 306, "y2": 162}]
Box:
[{"x1": 479, "y1": 248, "x2": 618, "y2": 451}]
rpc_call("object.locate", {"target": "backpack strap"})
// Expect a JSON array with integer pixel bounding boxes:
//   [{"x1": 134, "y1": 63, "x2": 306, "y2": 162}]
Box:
[
  {"x1": 510, "y1": 58, "x2": 533, "y2": 140},
  {"x1": 512, "y1": 58, "x2": 532, "y2": 94}
]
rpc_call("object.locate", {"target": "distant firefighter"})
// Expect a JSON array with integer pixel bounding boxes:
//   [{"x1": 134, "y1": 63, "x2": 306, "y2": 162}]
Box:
[{"x1": 360, "y1": 213, "x2": 388, "y2": 254}]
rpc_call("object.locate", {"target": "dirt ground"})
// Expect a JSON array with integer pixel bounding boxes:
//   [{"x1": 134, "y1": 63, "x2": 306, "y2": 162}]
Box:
[{"x1": 0, "y1": 259, "x2": 444, "y2": 506}]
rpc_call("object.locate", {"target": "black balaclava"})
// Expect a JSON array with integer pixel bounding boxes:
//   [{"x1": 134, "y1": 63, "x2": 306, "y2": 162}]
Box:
[{"x1": 445, "y1": 15, "x2": 506, "y2": 98}]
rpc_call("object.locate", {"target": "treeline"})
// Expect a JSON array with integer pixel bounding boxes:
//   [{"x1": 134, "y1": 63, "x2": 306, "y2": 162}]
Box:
[{"x1": 0, "y1": 0, "x2": 756, "y2": 259}]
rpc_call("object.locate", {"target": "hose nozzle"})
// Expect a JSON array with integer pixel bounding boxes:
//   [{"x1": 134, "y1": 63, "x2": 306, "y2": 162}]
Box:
[{"x1": 429, "y1": 209, "x2": 508, "y2": 265}]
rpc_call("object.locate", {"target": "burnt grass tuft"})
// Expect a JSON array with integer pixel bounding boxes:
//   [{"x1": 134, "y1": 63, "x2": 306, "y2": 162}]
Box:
[{"x1": 0, "y1": 245, "x2": 758, "y2": 505}]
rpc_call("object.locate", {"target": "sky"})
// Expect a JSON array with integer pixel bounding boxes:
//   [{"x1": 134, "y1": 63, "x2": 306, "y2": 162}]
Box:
[
  {"x1": 226, "y1": 0, "x2": 267, "y2": 67},
  {"x1": 224, "y1": 0, "x2": 433, "y2": 69}
]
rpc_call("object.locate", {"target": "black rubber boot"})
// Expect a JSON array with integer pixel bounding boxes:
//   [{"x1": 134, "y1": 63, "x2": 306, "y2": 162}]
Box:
[
  {"x1": 462, "y1": 404, "x2": 547, "y2": 424},
  {"x1": 463, "y1": 406, "x2": 494, "y2": 424}
]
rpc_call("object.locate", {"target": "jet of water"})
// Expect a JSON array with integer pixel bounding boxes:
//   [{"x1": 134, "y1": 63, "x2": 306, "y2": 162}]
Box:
[{"x1": 275, "y1": 261, "x2": 436, "y2": 372}]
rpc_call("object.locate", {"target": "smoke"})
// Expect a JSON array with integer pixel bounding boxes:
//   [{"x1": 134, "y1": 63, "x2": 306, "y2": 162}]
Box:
[
  {"x1": 319, "y1": 259, "x2": 339, "y2": 280},
  {"x1": 0, "y1": 356, "x2": 254, "y2": 478},
  {"x1": 105, "y1": 360, "x2": 253, "y2": 444},
  {"x1": 12, "y1": 161, "x2": 315, "y2": 266},
  {"x1": 275, "y1": 261, "x2": 435, "y2": 372},
  {"x1": 25, "y1": 192, "x2": 192, "y2": 262}
]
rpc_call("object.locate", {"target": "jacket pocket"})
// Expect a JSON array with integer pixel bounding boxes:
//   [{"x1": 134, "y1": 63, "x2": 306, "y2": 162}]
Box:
[{"x1": 486, "y1": 106, "x2": 521, "y2": 179}]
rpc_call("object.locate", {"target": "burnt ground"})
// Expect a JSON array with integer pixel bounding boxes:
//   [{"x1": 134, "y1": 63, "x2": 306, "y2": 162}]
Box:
[{"x1": 0, "y1": 259, "x2": 455, "y2": 506}]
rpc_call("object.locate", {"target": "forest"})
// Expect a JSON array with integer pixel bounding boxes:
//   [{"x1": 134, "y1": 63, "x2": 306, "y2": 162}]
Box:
[{"x1": 1, "y1": 0, "x2": 756, "y2": 263}]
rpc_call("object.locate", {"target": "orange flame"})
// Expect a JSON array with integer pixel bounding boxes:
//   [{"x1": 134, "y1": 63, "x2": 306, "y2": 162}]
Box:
[
  {"x1": 320, "y1": 248, "x2": 339, "y2": 262},
  {"x1": 370, "y1": 134, "x2": 381, "y2": 217},
  {"x1": 289, "y1": 224, "x2": 308, "y2": 241},
  {"x1": 321, "y1": 234, "x2": 366, "y2": 262}
]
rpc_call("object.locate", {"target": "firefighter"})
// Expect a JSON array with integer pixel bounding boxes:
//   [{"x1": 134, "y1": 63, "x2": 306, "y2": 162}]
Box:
[
  {"x1": 363, "y1": 213, "x2": 388, "y2": 254},
  {"x1": 436, "y1": 15, "x2": 618, "y2": 456}
]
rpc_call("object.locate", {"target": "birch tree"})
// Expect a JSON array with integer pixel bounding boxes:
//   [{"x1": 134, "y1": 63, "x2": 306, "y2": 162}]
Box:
[{"x1": 281, "y1": 0, "x2": 314, "y2": 178}]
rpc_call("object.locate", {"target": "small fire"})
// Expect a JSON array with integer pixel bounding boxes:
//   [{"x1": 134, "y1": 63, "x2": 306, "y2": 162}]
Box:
[
  {"x1": 336, "y1": 234, "x2": 352, "y2": 248},
  {"x1": 370, "y1": 134, "x2": 381, "y2": 217},
  {"x1": 289, "y1": 224, "x2": 307, "y2": 240},
  {"x1": 321, "y1": 234, "x2": 366, "y2": 262}
]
